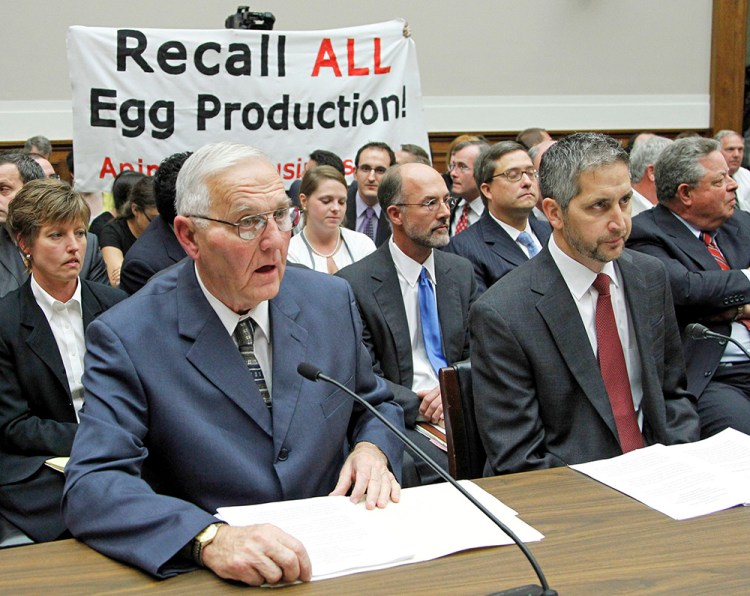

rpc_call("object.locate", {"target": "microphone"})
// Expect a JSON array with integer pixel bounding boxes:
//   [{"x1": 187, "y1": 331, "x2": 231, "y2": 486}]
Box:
[
  {"x1": 685, "y1": 323, "x2": 750, "y2": 360},
  {"x1": 297, "y1": 362, "x2": 557, "y2": 596}
]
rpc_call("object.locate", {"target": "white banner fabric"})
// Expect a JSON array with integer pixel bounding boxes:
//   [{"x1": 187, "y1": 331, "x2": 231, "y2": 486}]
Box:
[{"x1": 67, "y1": 19, "x2": 428, "y2": 191}]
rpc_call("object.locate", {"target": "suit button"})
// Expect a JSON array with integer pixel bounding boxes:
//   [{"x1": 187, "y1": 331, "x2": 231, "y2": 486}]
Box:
[
  {"x1": 704, "y1": 371, "x2": 712, "y2": 377},
  {"x1": 277, "y1": 448, "x2": 289, "y2": 461}
]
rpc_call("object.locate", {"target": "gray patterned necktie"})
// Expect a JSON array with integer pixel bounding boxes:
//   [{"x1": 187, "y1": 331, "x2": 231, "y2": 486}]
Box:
[{"x1": 234, "y1": 318, "x2": 271, "y2": 409}]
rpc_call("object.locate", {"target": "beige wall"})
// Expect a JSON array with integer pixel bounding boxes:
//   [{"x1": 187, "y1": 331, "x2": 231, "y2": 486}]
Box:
[{"x1": 0, "y1": 0, "x2": 712, "y2": 138}]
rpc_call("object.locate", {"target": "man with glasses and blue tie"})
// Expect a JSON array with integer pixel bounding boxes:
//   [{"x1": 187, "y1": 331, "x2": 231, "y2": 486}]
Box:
[
  {"x1": 345, "y1": 141, "x2": 395, "y2": 246},
  {"x1": 445, "y1": 141, "x2": 551, "y2": 295},
  {"x1": 62, "y1": 142, "x2": 404, "y2": 587},
  {"x1": 338, "y1": 163, "x2": 478, "y2": 486}
]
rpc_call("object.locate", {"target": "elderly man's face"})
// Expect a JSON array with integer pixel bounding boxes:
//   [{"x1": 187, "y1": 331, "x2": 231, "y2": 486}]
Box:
[
  {"x1": 720, "y1": 133, "x2": 744, "y2": 176},
  {"x1": 0, "y1": 163, "x2": 24, "y2": 223},
  {"x1": 189, "y1": 158, "x2": 291, "y2": 313},
  {"x1": 682, "y1": 151, "x2": 737, "y2": 231}
]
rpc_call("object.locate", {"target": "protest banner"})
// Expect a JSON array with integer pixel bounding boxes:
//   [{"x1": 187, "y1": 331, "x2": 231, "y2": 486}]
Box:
[{"x1": 67, "y1": 19, "x2": 428, "y2": 191}]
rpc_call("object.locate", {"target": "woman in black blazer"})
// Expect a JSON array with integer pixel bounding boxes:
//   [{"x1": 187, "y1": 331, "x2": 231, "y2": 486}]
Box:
[{"x1": 0, "y1": 179, "x2": 126, "y2": 542}]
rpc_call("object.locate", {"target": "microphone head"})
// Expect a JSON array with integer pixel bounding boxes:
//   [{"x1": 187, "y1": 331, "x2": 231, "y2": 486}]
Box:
[
  {"x1": 685, "y1": 323, "x2": 710, "y2": 340},
  {"x1": 297, "y1": 362, "x2": 322, "y2": 381}
]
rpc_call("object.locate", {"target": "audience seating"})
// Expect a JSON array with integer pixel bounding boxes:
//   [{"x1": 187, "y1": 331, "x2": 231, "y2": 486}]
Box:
[{"x1": 439, "y1": 360, "x2": 486, "y2": 479}]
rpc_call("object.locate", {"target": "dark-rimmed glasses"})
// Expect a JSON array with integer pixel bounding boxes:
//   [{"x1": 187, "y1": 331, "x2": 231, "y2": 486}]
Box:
[{"x1": 489, "y1": 168, "x2": 539, "y2": 183}]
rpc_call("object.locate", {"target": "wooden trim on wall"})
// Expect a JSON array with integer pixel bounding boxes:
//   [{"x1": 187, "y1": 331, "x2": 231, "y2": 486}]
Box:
[{"x1": 710, "y1": 0, "x2": 748, "y2": 133}]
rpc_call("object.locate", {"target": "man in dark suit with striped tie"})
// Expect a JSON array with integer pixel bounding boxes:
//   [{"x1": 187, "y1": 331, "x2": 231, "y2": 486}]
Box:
[
  {"x1": 628, "y1": 136, "x2": 750, "y2": 438},
  {"x1": 445, "y1": 141, "x2": 551, "y2": 294}
]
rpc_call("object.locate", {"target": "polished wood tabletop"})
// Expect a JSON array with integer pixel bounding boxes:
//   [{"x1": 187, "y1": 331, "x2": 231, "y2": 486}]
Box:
[{"x1": 1, "y1": 467, "x2": 747, "y2": 594}]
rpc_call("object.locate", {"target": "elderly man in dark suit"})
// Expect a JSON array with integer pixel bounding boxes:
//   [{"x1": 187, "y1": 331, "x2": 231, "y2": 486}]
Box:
[
  {"x1": 628, "y1": 137, "x2": 750, "y2": 438},
  {"x1": 0, "y1": 153, "x2": 107, "y2": 297},
  {"x1": 119, "y1": 151, "x2": 190, "y2": 295},
  {"x1": 338, "y1": 163, "x2": 478, "y2": 485},
  {"x1": 62, "y1": 142, "x2": 403, "y2": 586},
  {"x1": 445, "y1": 141, "x2": 551, "y2": 294},
  {"x1": 472, "y1": 133, "x2": 699, "y2": 475}
]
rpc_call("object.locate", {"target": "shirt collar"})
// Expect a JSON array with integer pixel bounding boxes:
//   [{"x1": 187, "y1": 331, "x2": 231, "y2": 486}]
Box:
[
  {"x1": 194, "y1": 263, "x2": 271, "y2": 340},
  {"x1": 671, "y1": 211, "x2": 705, "y2": 239},
  {"x1": 30, "y1": 274, "x2": 82, "y2": 317},
  {"x1": 488, "y1": 211, "x2": 533, "y2": 241},
  {"x1": 548, "y1": 234, "x2": 619, "y2": 301},
  {"x1": 388, "y1": 237, "x2": 436, "y2": 287},
  {"x1": 356, "y1": 193, "x2": 382, "y2": 218}
]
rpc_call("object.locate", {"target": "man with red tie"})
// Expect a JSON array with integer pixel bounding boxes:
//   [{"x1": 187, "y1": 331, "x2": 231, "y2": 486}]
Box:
[
  {"x1": 629, "y1": 137, "x2": 750, "y2": 438},
  {"x1": 473, "y1": 133, "x2": 699, "y2": 475},
  {"x1": 449, "y1": 140, "x2": 488, "y2": 235}
]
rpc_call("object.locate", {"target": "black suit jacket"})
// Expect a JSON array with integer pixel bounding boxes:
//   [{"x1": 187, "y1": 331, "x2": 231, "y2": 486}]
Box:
[
  {"x1": 471, "y1": 247, "x2": 700, "y2": 475},
  {"x1": 345, "y1": 184, "x2": 391, "y2": 247},
  {"x1": 0, "y1": 227, "x2": 108, "y2": 298},
  {"x1": 119, "y1": 215, "x2": 187, "y2": 295},
  {"x1": 337, "y1": 243, "x2": 478, "y2": 426},
  {"x1": 444, "y1": 210, "x2": 552, "y2": 294},
  {"x1": 0, "y1": 278, "x2": 125, "y2": 536},
  {"x1": 627, "y1": 204, "x2": 750, "y2": 396}
]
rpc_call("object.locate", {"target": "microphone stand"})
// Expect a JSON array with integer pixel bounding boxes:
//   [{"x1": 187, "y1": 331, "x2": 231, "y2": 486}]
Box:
[{"x1": 297, "y1": 362, "x2": 557, "y2": 596}]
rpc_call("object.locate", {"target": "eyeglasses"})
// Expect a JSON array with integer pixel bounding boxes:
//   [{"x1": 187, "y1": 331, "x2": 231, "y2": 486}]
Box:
[
  {"x1": 449, "y1": 162, "x2": 472, "y2": 173},
  {"x1": 490, "y1": 168, "x2": 539, "y2": 183},
  {"x1": 48, "y1": 174, "x2": 61, "y2": 180},
  {"x1": 358, "y1": 164, "x2": 388, "y2": 176},
  {"x1": 395, "y1": 197, "x2": 458, "y2": 211},
  {"x1": 186, "y1": 206, "x2": 300, "y2": 240}
]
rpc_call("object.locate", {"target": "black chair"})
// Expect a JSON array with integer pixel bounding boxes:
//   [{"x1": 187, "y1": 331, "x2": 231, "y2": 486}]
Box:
[
  {"x1": 0, "y1": 513, "x2": 33, "y2": 548},
  {"x1": 439, "y1": 360, "x2": 486, "y2": 480}
]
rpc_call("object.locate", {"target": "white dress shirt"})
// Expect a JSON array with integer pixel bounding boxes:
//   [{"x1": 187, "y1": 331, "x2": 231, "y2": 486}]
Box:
[
  {"x1": 548, "y1": 236, "x2": 644, "y2": 426},
  {"x1": 490, "y1": 212, "x2": 543, "y2": 257},
  {"x1": 732, "y1": 167, "x2": 750, "y2": 212},
  {"x1": 450, "y1": 196, "x2": 484, "y2": 235},
  {"x1": 388, "y1": 239, "x2": 439, "y2": 393},
  {"x1": 31, "y1": 275, "x2": 86, "y2": 420}
]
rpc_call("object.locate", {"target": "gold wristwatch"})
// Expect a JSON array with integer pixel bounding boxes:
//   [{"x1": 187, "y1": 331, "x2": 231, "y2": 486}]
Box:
[{"x1": 191, "y1": 522, "x2": 224, "y2": 566}]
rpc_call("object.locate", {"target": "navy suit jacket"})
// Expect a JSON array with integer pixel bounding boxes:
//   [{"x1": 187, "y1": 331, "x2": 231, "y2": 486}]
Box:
[
  {"x1": 336, "y1": 243, "x2": 478, "y2": 427},
  {"x1": 0, "y1": 278, "x2": 125, "y2": 538},
  {"x1": 62, "y1": 261, "x2": 403, "y2": 577},
  {"x1": 471, "y1": 247, "x2": 700, "y2": 475},
  {"x1": 444, "y1": 210, "x2": 552, "y2": 294},
  {"x1": 119, "y1": 215, "x2": 187, "y2": 295},
  {"x1": 0, "y1": 227, "x2": 108, "y2": 298},
  {"x1": 345, "y1": 184, "x2": 391, "y2": 247},
  {"x1": 628, "y1": 204, "x2": 750, "y2": 396}
]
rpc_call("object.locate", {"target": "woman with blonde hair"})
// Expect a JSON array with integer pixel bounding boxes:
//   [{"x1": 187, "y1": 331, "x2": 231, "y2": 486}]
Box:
[{"x1": 287, "y1": 165, "x2": 375, "y2": 274}]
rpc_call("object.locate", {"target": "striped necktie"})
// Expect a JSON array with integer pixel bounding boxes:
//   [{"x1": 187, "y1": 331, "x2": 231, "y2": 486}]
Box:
[
  {"x1": 234, "y1": 318, "x2": 271, "y2": 409},
  {"x1": 701, "y1": 231, "x2": 750, "y2": 330},
  {"x1": 454, "y1": 202, "x2": 471, "y2": 234}
]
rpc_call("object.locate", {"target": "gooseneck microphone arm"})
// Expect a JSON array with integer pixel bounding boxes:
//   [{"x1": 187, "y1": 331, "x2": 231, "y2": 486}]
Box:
[
  {"x1": 684, "y1": 323, "x2": 750, "y2": 360},
  {"x1": 297, "y1": 362, "x2": 557, "y2": 596}
]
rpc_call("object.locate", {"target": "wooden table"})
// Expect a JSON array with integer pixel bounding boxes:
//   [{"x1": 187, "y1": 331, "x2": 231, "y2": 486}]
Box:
[{"x1": 1, "y1": 467, "x2": 747, "y2": 594}]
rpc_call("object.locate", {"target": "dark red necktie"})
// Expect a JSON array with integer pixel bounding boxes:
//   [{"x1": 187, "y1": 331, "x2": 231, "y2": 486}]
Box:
[
  {"x1": 593, "y1": 273, "x2": 644, "y2": 453},
  {"x1": 701, "y1": 232, "x2": 750, "y2": 330},
  {"x1": 454, "y1": 202, "x2": 470, "y2": 234}
]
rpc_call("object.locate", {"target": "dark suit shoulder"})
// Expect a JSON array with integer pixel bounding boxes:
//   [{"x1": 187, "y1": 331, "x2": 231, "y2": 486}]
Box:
[
  {"x1": 444, "y1": 220, "x2": 483, "y2": 256},
  {"x1": 434, "y1": 247, "x2": 474, "y2": 274},
  {"x1": 82, "y1": 279, "x2": 128, "y2": 307}
]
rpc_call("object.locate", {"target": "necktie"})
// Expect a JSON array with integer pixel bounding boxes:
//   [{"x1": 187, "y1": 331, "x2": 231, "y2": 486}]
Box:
[
  {"x1": 592, "y1": 273, "x2": 643, "y2": 453},
  {"x1": 360, "y1": 207, "x2": 375, "y2": 241},
  {"x1": 234, "y1": 318, "x2": 271, "y2": 409},
  {"x1": 418, "y1": 267, "x2": 448, "y2": 376},
  {"x1": 701, "y1": 231, "x2": 750, "y2": 330},
  {"x1": 454, "y1": 202, "x2": 470, "y2": 234},
  {"x1": 517, "y1": 231, "x2": 539, "y2": 257}
]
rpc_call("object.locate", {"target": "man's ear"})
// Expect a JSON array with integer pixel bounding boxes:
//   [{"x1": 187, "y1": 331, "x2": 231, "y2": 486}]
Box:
[
  {"x1": 386, "y1": 204, "x2": 403, "y2": 227},
  {"x1": 676, "y1": 183, "x2": 693, "y2": 207},
  {"x1": 646, "y1": 163, "x2": 656, "y2": 183},
  {"x1": 542, "y1": 197, "x2": 563, "y2": 230},
  {"x1": 173, "y1": 215, "x2": 200, "y2": 260}
]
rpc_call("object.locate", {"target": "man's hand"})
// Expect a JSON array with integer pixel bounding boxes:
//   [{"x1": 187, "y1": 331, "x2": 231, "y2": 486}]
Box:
[
  {"x1": 417, "y1": 386, "x2": 444, "y2": 425},
  {"x1": 201, "y1": 524, "x2": 312, "y2": 586},
  {"x1": 330, "y1": 441, "x2": 400, "y2": 509}
]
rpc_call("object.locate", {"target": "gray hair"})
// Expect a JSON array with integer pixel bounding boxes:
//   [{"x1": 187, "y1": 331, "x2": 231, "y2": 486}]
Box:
[
  {"x1": 175, "y1": 142, "x2": 267, "y2": 219},
  {"x1": 714, "y1": 129, "x2": 741, "y2": 143},
  {"x1": 539, "y1": 133, "x2": 628, "y2": 209},
  {"x1": 474, "y1": 141, "x2": 528, "y2": 194},
  {"x1": 0, "y1": 152, "x2": 45, "y2": 183},
  {"x1": 24, "y1": 135, "x2": 52, "y2": 157},
  {"x1": 377, "y1": 164, "x2": 403, "y2": 211},
  {"x1": 629, "y1": 135, "x2": 673, "y2": 183},
  {"x1": 654, "y1": 137, "x2": 720, "y2": 204}
]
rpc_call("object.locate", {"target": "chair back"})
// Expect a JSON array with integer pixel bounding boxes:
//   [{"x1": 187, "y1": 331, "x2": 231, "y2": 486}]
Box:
[{"x1": 439, "y1": 360, "x2": 486, "y2": 479}]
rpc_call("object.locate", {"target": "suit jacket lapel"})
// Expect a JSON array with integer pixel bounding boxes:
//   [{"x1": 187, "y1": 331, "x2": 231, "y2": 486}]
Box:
[
  {"x1": 653, "y1": 205, "x2": 719, "y2": 271},
  {"x1": 533, "y1": 250, "x2": 620, "y2": 440},
  {"x1": 434, "y1": 252, "x2": 464, "y2": 364},
  {"x1": 20, "y1": 281, "x2": 70, "y2": 398},
  {"x1": 715, "y1": 215, "x2": 750, "y2": 268},
  {"x1": 479, "y1": 214, "x2": 527, "y2": 267},
  {"x1": 371, "y1": 246, "x2": 414, "y2": 385},
  {"x1": 178, "y1": 264, "x2": 273, "y2": 436}
]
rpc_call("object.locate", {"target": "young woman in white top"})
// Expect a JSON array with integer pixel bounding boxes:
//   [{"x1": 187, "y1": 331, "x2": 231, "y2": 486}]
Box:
[{"x1": 287, "y1": 165, "x2": 376, "y2": 274}]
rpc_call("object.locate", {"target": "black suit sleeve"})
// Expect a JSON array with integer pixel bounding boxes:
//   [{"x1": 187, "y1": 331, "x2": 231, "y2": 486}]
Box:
[{"x1": 83, "y1": 233, "x2": 110, "y2": 286}]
